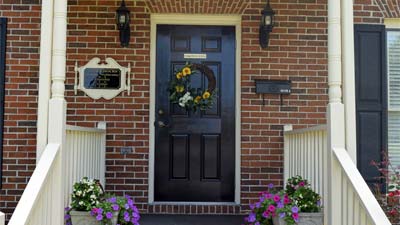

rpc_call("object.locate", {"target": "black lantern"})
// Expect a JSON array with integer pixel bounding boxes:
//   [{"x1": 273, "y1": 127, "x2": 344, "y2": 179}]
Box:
[
  {"x1": 259, "y1": 0, "x2": 275, "y2": 49},
  {"x1": 116, "y1": 0, "x2": 131, "y2": 47}
]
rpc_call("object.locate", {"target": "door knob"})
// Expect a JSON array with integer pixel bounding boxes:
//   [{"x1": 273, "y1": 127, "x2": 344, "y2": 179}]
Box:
[{"x1": 155, "y1": 120, "x2": 170, "y2": 128}]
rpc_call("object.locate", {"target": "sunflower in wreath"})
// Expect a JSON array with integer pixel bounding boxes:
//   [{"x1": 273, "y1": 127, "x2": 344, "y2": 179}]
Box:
[{"x1": 169, "y1": 63, "x2": 217, "y2": 112}]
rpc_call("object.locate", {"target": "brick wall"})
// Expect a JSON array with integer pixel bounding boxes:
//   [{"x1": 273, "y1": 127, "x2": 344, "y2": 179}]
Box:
[
  {"x1": 0, "y1": 0, "x2": 41, "y2": 221},
  {"x1": 0, "y1": 0, "x2": 392, "y2": 221},
  {"x1": 66, "y1": 0, "x2": 328, "y2": 214}
]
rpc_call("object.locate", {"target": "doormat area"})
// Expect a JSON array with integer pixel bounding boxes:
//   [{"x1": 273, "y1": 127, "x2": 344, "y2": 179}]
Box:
[{"x1": 140, "y1": 214, "x2": 244, "y2": 225}]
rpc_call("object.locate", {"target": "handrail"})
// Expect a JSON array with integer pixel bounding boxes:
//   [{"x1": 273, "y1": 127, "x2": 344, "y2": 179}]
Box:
[
  {"x1": 8, "y1": 143, "x2": 61, "y2": 225},
  {"x1": 66, "y1": 124, "x2": 106, "y2": 133},
  {"x1": 332, "y1": 147, "x2": 391, "y2": 225},
  {"x1": 0, "y1": 212, "x2": 5, "y2": 225},
  {"x1": 284, "y1": 125, "x2": 327, "y2": 135}
]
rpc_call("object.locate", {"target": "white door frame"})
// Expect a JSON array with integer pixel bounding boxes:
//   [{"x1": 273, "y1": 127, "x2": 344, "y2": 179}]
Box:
[{"x1": 148, "y1": 14, "x2": 242, "y2": 204}]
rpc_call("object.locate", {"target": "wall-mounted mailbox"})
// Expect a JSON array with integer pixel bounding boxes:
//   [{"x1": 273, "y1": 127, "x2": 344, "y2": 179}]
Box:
[
  {"x1": 254, "y1": 79, "x2": 291, "y2": 105},
  {"x1": 255, "y1": 79, "x2": 291, "y2": 94}
]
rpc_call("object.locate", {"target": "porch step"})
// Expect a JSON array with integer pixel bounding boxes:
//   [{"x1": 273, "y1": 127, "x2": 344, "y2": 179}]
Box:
[{"x1": 140, "y1": 214, "x2": 244, "y2": 225}]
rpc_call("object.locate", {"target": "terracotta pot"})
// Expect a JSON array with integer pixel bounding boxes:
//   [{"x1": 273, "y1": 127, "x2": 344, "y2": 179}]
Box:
[
  {"x1": 273, "y1": 212, "x2": 323, "y2": 225},
  {"x1": 70, "y1": 210, "x2": 118, "y2": 225}
]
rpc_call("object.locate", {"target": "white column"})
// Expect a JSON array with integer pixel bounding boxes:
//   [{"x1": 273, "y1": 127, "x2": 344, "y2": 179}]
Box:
[
  {"x1": 36, "y1": 0, "x2": 54, "y2": 162},
  {"x1": 342, "y1": 0, "x2": 357, "y2": 163},
  {"x1": 48, "y1": 0, "x2": 68, "y2": 224},
  {"x1": 327, "y1": 0, "x2": 346, "y2": 225}
]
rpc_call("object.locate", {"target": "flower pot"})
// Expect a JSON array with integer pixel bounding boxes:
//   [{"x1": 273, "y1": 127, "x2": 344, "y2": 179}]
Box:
[
  {"x1": 273, "y1": 212, "x2": 324, "y2": 225},
  {"x1": 70, "y1": 210, "x2": 118, "y2": 225}
]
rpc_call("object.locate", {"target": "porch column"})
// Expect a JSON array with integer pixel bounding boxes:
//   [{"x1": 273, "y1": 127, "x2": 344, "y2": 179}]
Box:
[
  {"x1": 48, "y1": 0, "x2": 68, "y2": 223},
  {"x1": 341, "y1": 0, "x2": 357, "y2": 163},
  {"x1": 327, "y1": 0, "x2": 346, "y2": 225},
  {"x1": 36, "y1": 0, "x2": 54, "y2": 161}
]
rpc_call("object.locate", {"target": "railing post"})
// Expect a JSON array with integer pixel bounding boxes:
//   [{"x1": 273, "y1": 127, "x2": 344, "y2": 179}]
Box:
[
  {"x1": 283, "y1": 124, "x2": 293, "y2": 186},
  {"x1": 97, "y1": 122, "x2": 107, "y2": 186},
  {"x1": 47, "y1": 0, "x2": 68, "y2": 223},
  {"x1": 0, "y1": 212, "x2": 4, "y2": 225},
  {"x1": 327, "y1": 0, "x2": 346, "y2": 225}
]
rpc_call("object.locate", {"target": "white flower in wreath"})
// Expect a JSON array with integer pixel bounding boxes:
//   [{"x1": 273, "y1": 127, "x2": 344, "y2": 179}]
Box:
[{"x1": 179, "y1": 92, "x2": 193, "y2": 107}]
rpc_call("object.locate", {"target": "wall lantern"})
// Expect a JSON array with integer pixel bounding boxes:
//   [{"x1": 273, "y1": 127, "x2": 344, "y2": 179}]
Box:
[
  {"x1": 259, "y1": 0, "x2": 275, "y2": 49},
  {"x1": 116, "y1": 0, "x2": 131, "y2": 47}
]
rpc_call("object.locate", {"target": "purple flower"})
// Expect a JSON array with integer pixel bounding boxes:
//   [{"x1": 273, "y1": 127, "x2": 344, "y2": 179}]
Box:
[
  {"x1": 247, "y1": 213, "x2": 256, "y2": 222},
  {"x1": 262, "y1": 210, "x2": 270, "y2": 218},
  {"x1": 66, "y1": 222, "x2": 72, "y2": 225},
  {"x1": 96, "y1": 214, "x2": 103, "y2": 221},
  {"x1": 255, "y1": 222, "x2": 260, "y2": 225},
  {"x1": 249, "y1": 203, "x2": 255, "y2": 210},
  {"x1": 98, "y1": 208, "x2": 103, "y2": 214},
  {"x1": 291, "y1": 206, "x2": 299, "y2": 213},
  {"x1": 132, "y1": 211, "x2": 140, "y2": 218},
  {"x1": 124, "y1": 211, "x2": 130, "y2": 222},
  {"x1": 64, "y1": 214, "x2": 71, "y2": 220},
  {"x1": 277, "y1": 201, "x2": 284, "y2": 209},
  {"x1": 125, "y1": 203, "x2": 130, "y2": 209},
  {"x1": 64, "y1": 207, "x2": 71, "y2": 211},
  {"x1": 268, "y1": 183, "x2": 274, "y2": 189},
  {"x1": 255, "y1": 202, "x2": 261, "y2": 208},
  {"x1": 317, "y1": 200, "x2": 321, "y2": 206},
  {"x1": 128, "y1": 198, "x2": 134, "y2": 206},
  {"x1": 265, "y1": 193, "x2": 273, "y2": 199},
  {"x1": 279, "y1": 212, "x2": 286, "y2": 218},
  {"x1": 107, "y1": 197, "x2": 117, "y2": 203},
  {"x1": 112, "y1": 204, "x2": 120, "y2": 211},
  {"x1": 106, "y1": 212, "x2": 113, "y2": 219}
]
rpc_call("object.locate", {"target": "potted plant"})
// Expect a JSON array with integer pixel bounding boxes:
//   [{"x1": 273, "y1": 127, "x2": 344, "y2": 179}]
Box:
[
  {"x1": 273, "y1": 176, "x2": 323, "y2": 225},
  {"x1": 65, "y1": 177, "x2": 119, "y2": 225},
  {"x1": 244, "y1": 184, "x2": 299, "y2": 225}
]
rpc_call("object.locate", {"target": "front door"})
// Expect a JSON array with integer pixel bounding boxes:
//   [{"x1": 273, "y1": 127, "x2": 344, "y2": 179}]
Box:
[{"x1": 155, "y1": 25, "x2": 236, "y2": 202}]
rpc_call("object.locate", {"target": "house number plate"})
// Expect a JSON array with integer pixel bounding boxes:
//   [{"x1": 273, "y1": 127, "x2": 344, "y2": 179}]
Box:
[{"x1": 184, "y1": 54, "x2": 207, "y2": 59}]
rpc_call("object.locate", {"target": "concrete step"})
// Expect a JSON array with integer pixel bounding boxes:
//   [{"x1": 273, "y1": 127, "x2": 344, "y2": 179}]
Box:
[{"x1": 140, "y1": 214, "x2": 244, "y2": 225}]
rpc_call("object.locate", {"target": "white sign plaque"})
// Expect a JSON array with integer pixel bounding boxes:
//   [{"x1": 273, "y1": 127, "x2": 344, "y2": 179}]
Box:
[
  {"x1": 184, "y1": 54, "x2": 207, "y2": 59},
  {"x1": 74, "y1": 57, "x2": 131, "y2": 100}
]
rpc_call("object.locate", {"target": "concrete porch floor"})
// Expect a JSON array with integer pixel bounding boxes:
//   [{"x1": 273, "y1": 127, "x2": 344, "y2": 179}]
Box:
[{"x1": 140, "y1": 214, "x2": 244, "y2": 225}]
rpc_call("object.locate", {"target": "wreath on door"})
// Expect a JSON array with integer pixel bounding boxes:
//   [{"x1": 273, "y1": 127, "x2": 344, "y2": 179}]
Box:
[{"x1": 169, "y1": 63, "x2": 216, "y2": 111}]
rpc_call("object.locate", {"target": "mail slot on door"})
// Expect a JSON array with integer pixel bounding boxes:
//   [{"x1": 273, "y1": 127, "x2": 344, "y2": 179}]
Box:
[{"x1": 254, "y1": 79, "x2": 291, "y2": 94}]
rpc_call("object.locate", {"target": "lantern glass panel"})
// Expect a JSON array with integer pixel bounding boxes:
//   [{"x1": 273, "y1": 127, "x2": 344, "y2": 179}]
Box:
[{"x1": 264, "y1": 15, "x2": 272, "y2": 26}]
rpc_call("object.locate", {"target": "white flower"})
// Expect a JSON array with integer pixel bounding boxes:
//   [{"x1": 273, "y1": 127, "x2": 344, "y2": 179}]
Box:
[
  {"x1": 90, "y1": 195, "x2": 96, "y2": 199},
  {"x1": 79, "y1": 201, "x2": 83, "y2": 205},
  {"x1": 76, "y1": 191, "x2": 82, "y2": 196},
  {"x1": 179, "y1": 92, "x2": 193, "y2": 107}
]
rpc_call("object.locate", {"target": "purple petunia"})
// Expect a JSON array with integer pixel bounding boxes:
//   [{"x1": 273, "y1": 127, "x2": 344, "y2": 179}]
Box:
[
  {"x1": 96, "y1": 214, "x2": 103, "y2": 221},
  {"x1": 255, "y1": 201, "x2": 261, "y2": 208},
  {"x1": 247, "y1": 213, "x2": 256, "y2": 222},
  {"x1": 106, "y1": 212, "x2": 113, "y2": 219},
  {"x1": 277, "y1": 201, "x2": 284, "y2": 209},
  {"x1": 64, "y1": 214, "x2": 71, "y2": 220},
  {"x1": 268, "y1": 183, "x2": 274, "y2": 189},
  {"x1": 279, "y1": 212, "x2": 286, "y2": 218},
  {"x1": 291, "y1": 206, "x2": 299, "y2": 213},
  {"x1": 107, "y1": 197, "x2": 117, "y2": 203},
  {"x1": 112, "y1": 204, "x2": 120, "y2": 211}
]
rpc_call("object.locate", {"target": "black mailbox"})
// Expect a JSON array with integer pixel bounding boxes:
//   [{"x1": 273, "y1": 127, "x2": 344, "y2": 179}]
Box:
[
  {"x1": 255, "y1": 79, "x2": 291, "y2": 94},
  {"x1": 254, "y1": 79, "x2": 291, "y2": 105}
]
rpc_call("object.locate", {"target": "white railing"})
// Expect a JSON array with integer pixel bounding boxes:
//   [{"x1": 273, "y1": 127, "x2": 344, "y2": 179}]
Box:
[
  {"x1": 283, "y1": 125, "x2": 327, "y2": 198},
  {"x1": 331, "y1": 147, "x2": 391, "y2": 225},
  {"x1": 284, "y1": 125, "x2": 391, "y2": 225},
  {"x1": 0, "y1": 212, "x2": 5, "y2": 225},
  {"x1": 8, "y1": 143, "x2": 63, "y2": 225},
  {"x1": 64, "y1": 122, "x2": 106, "y2": 206}
]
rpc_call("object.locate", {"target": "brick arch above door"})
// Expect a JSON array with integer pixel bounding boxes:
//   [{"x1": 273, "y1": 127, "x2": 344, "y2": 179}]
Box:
[{"x1": 144, "y1": 0, "x2": 250, "y2": 14}]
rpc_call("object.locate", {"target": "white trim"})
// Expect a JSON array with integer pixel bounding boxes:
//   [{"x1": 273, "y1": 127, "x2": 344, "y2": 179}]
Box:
[
  {"x1": 341, "y1": 0, "x2": 357, "y2": 163},
  {"x1": 148, "y1": 14, "x2": 242, "y2": 204},
  {"x1": 36, "y1": 0, "x2": 54, "y2": 162}
]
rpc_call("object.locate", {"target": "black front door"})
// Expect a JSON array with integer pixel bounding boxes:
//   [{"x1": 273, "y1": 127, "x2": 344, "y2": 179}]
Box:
[{"x1": 155, "y1": 25, "x2": 236, "y2": 202}]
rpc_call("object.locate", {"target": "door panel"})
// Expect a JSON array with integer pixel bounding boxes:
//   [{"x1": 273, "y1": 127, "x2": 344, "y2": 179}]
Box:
[
  {"x1": 354, "y1": 24, "x2": 387, "y2": 185},
  {"x1": 155, "y1": 25, "x2": 235, "y2": 202}
]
